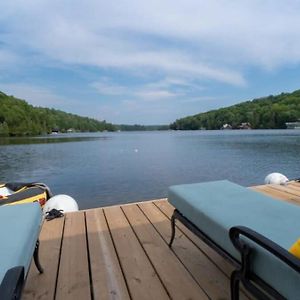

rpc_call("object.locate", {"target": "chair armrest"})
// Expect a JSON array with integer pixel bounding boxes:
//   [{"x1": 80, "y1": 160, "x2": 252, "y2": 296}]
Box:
[
  {"x1": 0, "y1": 266, "x2": 25, "y2": 300},
  {"x1": 229, "y1": 226, "x2": 300, "y2": 273}
]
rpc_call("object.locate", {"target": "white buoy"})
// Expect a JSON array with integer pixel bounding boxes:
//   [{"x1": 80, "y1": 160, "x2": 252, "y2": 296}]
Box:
[
  {"x1": 0, "y1": 187, "x2": 13, "y2": 196},
  {"x1": 264, "y1": 173, "x2": 289, "y2": 185},
  {"x1": 43, "y1": 194, "x2": 79, "y2": 216}
]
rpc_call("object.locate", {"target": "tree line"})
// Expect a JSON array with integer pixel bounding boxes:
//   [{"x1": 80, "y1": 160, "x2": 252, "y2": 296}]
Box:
[
  {"x1": 116, "y1": 124, "x2": 169, "y2": 131},
  {"x1": 2, "y1": 88, "x2": 300, "y2": 136},
  {"x1": 0, "y1": 91, "x2": 115, "y2": 136},
  {"x1": 170, "y1": 90, "x2": 300, "y2": 130}
]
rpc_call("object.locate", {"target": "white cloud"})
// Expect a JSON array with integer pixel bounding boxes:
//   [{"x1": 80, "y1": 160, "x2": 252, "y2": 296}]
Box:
[
  {"x1": 135, "y1": 89, "x2": 178, "y2": 101},
  {"x1": 91, "y1": 77, "x2": 184, "y2": 102},
  {"x1": 1, "y1": 0, "x2": 300, "y2": 124},
  {"x1": 0, "y1": 0, "x2": 252, "y2": 85},
  {"x1": 148, "y1": 77, "x2": 202, "y2": 90},
  {"x1": 1, "y1": 0, "x2": 300, "y2": 72}
]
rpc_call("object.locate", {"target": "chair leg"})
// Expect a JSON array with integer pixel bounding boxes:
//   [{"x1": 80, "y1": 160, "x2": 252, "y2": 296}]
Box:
[
  {"x1": 0, "y1": 266, "x2": 24, "y2": 300},
  {"x1": 34, "y1": 240, "x2": 44, "y2": 273},
  {"x1": 230, "y1": 270, "x2": 240, "y2": 300},
  {"x1": 168, "y1": 212, "x2": 176, "y2": 247}
]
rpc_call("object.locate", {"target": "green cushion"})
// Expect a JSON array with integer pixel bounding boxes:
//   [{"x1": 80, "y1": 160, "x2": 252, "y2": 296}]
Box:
[
  {"x1": 0, "y1": 203, "x2": 42, "y2": 283},
  {"x1": 168, "y1": 180, "x2": 300, "y2": 299}
]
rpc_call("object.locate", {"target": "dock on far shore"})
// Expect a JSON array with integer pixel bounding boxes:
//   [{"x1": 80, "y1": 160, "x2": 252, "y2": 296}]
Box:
[{"x1": 23, "y1": 181, "x2": 300, "y2": 300}]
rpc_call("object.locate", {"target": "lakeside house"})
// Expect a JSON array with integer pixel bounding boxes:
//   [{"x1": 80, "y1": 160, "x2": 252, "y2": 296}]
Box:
[
  {"x1": 221, "y1": 123, "x2": 232, "y2": 130},
  {"x1": 221, "y1": 122, "x2": 252, "y2": 130},
  {"x1": 238, "y1": 122, "x2": 252, "y2": 129},
  {"x1": 286, "y1": 121, "x2": 300, "y2": 129}
]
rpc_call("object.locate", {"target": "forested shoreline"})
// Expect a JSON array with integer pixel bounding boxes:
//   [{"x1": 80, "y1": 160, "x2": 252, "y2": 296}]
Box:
[
  {"x1": 116, "y1": 124, "x2": 169, "y2": 131},
  {"x1": 1, "y1": 89, "x2": 300, "y2": 136},
  {"x1": 170, "y1": 90, "x2": 300, "y2": 130},
  {"x1": 0, "y1": 91, "x2": 115, "y2": 136}
]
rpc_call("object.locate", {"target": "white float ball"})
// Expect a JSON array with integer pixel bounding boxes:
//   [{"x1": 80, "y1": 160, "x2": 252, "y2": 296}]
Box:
[
  {"x1": 43, "y1": 194, "x2": 79, "y2": 215},
  {"x1": 264, "y1": 173, "x2": 289, "y2": 185}
]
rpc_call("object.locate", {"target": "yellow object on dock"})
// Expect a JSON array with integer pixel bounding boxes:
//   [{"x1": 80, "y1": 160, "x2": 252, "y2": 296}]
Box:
[
  {"x1": 0, "y1": 182, "x2": 51, "y2": 207},
  {"x1": 289, "y1": 239, "x2": 300, "y2": 259}
]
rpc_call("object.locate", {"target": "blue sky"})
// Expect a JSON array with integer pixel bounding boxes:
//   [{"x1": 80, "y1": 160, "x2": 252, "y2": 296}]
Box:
[{"x1": 1, "y1": 0, "x2": 300, "y2": 125}]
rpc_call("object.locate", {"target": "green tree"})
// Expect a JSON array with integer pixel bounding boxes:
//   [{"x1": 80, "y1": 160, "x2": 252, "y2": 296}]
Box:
[
  {"x1": 170, "y1": 89, "x2": 300, "y2": 130},
  {"x1": 0, "y1": 91, "x2": 116, "y2": 136}
]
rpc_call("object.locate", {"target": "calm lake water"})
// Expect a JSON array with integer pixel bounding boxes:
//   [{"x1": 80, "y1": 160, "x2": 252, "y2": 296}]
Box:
[{"x1": 0, "y1": 130, "x2": 299, "y2": 209}]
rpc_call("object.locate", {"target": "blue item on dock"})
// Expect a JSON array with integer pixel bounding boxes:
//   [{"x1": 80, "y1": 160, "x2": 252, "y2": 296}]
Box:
[
  {"x1": 168, "y1": 180, "x2": 300, "y2": 299},
  {"x1": 0, "y1": 203, "x2": 43, "y2": 299}
]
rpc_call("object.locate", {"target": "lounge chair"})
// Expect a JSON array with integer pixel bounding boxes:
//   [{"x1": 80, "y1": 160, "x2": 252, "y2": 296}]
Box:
[
  {"x1": 0, "y1": 203, "x2": 43, "y2": 300},
  {"x1": 168, "y1": 180, "x2": 300, "y2": 299}
]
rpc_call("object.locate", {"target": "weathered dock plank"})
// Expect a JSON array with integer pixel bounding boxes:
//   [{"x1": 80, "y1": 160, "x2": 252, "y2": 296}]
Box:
[
  {"x1": 251, "y1": 184, "x2": 300, "y2": 205},
  {"x1": 287, "y1": 183, "x2": 300, "y2": 193},
  {"x1": 265, "y1": 183, "x2": 300, "y2": 202},
  {"x1": 104, "y1": 205, "x2": 169, "y2": 300},
  {"x1": 86, "y1": 208, "x2": 130, "y2": 300},
  {"x1": 55, "y1": 212, "x2": 91, "y2": 300},
  {"x1": 22, "y1": 217, "x2": 65, "y2": 300},
  {"x1": 154, "y1": 200, "x2": 234, "y2": 277},
  {"x1": 123, "y1": 204, "x2": 208, "y2": 300},
  {"x1": 138, "y1": 201, "x2": 241, "y2": 299}
]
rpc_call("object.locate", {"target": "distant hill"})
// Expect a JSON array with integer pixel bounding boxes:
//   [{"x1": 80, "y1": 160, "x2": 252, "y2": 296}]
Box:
[
  {"x1": 116, "y1": 124, "x2": 169, "y2": 131},
  {"x1": 170, "y1": 90, "x2": 300, "y2": 130},
  {"x1": 0, "y1": 91, "x2": 115, "y2": 136}
]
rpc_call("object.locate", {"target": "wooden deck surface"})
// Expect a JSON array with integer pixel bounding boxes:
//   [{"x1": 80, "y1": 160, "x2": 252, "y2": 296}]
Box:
[{"x1": 22, "y1": 181, "x2": 300, "y2": 300}]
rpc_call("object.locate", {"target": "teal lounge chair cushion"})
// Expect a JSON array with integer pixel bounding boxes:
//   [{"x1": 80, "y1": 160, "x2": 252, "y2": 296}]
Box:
[
  {"x1": 168, "y1": 180, "x2": 300, "y2": 299},
  {"x1": 0, "y1": 203, "x2": 42, "y2": 283}
]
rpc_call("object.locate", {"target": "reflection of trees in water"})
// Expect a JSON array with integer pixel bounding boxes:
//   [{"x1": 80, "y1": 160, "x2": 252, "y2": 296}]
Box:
[
  {"x1": 0, "y1": 135, "x2": 111, "y2": 182},
  {"x1": 0, "y1": 136, "x2": 110, "y2": 146}
]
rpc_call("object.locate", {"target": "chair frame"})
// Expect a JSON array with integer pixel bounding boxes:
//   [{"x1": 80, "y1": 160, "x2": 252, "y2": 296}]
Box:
[
  {"x1": 0, "y1": 239, "x2": 43, "y2": 300},
  {"x1": 169, "y1": 209, "x2": 300, "y2": 300}
]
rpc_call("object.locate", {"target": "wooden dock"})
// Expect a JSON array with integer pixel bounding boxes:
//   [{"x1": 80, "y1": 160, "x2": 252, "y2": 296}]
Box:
[{"x1": 22, "y1": 181, "x2": 300, "y2": 300}]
